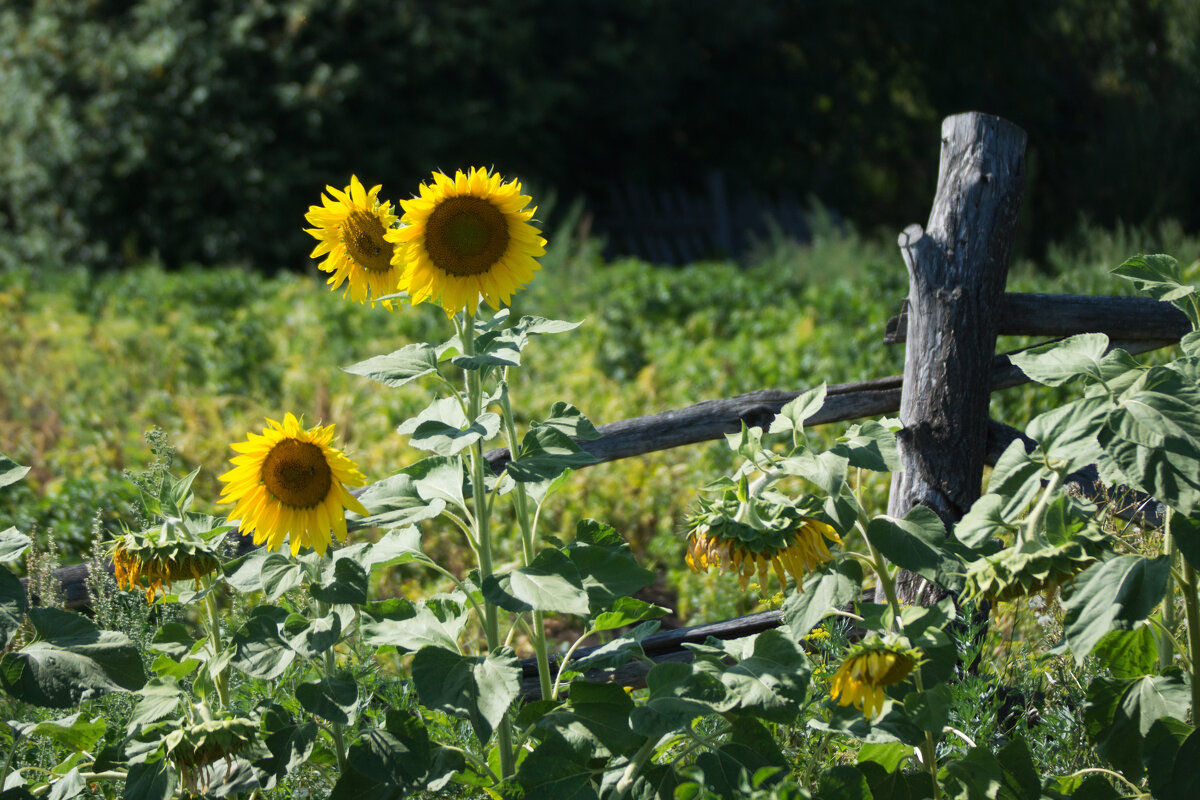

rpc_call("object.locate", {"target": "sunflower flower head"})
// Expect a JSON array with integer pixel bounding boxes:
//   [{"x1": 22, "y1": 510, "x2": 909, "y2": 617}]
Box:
[
  {"x1": 218, "y1": 413, "x2": 369, "y2": 557},
  {"x1": 388, "y1": 167, "x2": 546, "y2": 316},
  {"x1": 963, "y1": 527, "x2": 1108, "y2": 605},
  {"x1": 305, "y1": 175, "x2": 403, "y2": 307},
  {"x1": 111, "y1": 525, "x2": 221, "y2": 602},
  {"x1": 684, "y1": 491, "x2": 840, "y2": 595},
  {"x1": 829, "y1": 636, "x2": 921, "y2": 719},
  {"x1": 166, "y1": 716, "x2": 259, "y2": 795}
]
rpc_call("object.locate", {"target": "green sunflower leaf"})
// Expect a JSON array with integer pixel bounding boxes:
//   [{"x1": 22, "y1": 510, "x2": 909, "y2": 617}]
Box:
[
  {"x1": 865, "y1": 506, "x2": 964, "y2": 593},
  {"x1": 0, "y1": 567, "x2": 27, "y2": 651},
  {"x1": 768, "y1": 384, "x2": 827, "y2": 439},
  {"x1": 349, "y1": 472, "x2": 448, "y2": 531},
  {"x1": 537, "y1": 402, "x2": 601, "y2": 440},
  {"x1": 343, "y1": 344, "x2": 439, "y2": 388},
  {"x1": 411, "y1": 647, "x2": 520, "y2": 746},
  {"x1": 507, "y1": 426, "x2": 598, "y2": 484},
  {"x1": 1097, "y1": 366, "x2": 1200, "y2": 515},
  {"x1": 483, "y1": 548, "x2": 589, "y2": 616},
  {"x1": 359, "y1": 596, "x2": 469, "y2": 653},
  {"x1": 297, "y1": 672, "x2": 359, "y2": 724},
  {"x1": 1113, "y1": 254, "x2": 1199, "y2": 327},
  {"x1": 0, "y1": 528, "x2": 31, "y2": 563},
  {"x1": 1009, "y1": 333, "x2": 1114, "y2": 387},
  {"x1": 1063, "y1": 555, "x2": 1170, "y2": 664},
  {"x1": 0, "y1": 454, "x2": 29, "y2": 490},
  {"x1": 0, "y1": 609, "x2": 146, "y2": 707},
  {"x1": 832, "y1": 418, "x2": 900, "y2": 473},
  {"x1": 230, "y1": 606, "x2": 295, "y2": 680},
  {"x1": 782, "y1": 559, "x2": 863, "y2": 638}
]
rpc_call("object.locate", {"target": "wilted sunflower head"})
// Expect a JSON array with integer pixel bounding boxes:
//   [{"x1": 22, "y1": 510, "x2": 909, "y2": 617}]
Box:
[
  {"x1": 110, "y1": 525, "x2": 221, "y2": 602},
  {"x1": 963, "y1": 529, "x2": 1108, "y2": 605},
  {"x1": 685, "y1": 492, "x2": 840, "y2": 595},
  {"x1": 305, "y1": 175, "x2": 403, "y2": 308},
  {"x1": 829, "y1": 635, "x2": 921, "y2": 719},
  {"x1": 218, "y1": 413, "x2": 369, "y2": 557},
  {"x1": 388, "y1": 167, "x2": 545, "y2": 316},
  {"x1": 166, "y1": 716, "x2": 259, "y2": 795}
]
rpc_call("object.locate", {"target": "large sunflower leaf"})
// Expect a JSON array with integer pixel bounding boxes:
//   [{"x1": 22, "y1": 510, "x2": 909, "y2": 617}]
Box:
[
  {"x1": 359, "y1": 596, "x2": 469, "y2": 653},
  {"x1": 566, "y1": 519, "x2": 655, "y2": 610},
  {"x1": 1009, "y1": 333, "x2": 1113, "y2": 387},
  {"x1": 331, "y1": 712, "x2": 463, "y2": 799},
  {"x1": 1097, "y1": 367, "x2": 1200, "y2": 515},
  {"x1": 0, "y1": 609, "x2": 145, "y2": 707},
  {"x1": 506, "y1": 426, "x2": 598, "y2": 484},
  {"x1": 411, "y1": 647, "x2": 520, "y2": 746},
  {"x1": 349, "y1": 472, "x2": 447, "y2": 531},
  {"x1": 1063, "y1": 555, "x2": 1170, "y2": 664},
  {"x1": 483, "y1": 548, "x2": 589, "y2": 616},
  {"x1": 343, "y1": 344, "x2": 439, "y2": 388},
  {"x1": 230, "y1": 606, "x2": 295, "y2": 680},
  {"x1": 865, "y1": 506, "x2": 964, "y2": 593},
  {"x1": 782, "y1": 559, "x2": 863, "y2": 638}
]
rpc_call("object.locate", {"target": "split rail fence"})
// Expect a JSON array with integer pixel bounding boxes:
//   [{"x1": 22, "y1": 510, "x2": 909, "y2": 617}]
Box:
[{"x1": 38, "y1": 113, "x2": 1190, "y2": 699}]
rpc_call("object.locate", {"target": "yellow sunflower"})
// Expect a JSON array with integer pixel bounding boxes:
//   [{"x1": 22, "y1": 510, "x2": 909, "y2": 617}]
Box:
[
  {"x1": 829, "y1": 637, "x2": 919, "y2": 719},
  {"x1": 111, "y1": 529, "x2": 221, "y2": 602},
  {"x1": 304, "y1": 175, "x2": 402, "y2": 307},
  {"x1": 218, "y1": 414, "x2": 369, "y2": 556},
  {"x1": 388, "y1": 167, "x2": 546, "y2": 316},
  {"x1": 685, "y1": 493, "x2": 841, "y2": 594}
]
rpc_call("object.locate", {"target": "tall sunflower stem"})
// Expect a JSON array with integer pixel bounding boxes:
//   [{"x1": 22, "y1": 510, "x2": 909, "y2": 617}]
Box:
[
  {"x1": 461, "y1": 313, "x2": 516, "y2": 779},
  {"x1": 315, "y1": 598, "x2": 348, "y2": 773},
  {"x1": 498, "y1": 381, "x2": 554, "y2": 701},
  {"x1": 1161, "y1": 515, "x2": 1178, "y2": 670},
  {"x1": 910, "y1": 669, "x2": 942, "y2": 800},
  {"x1": 1177, "y1": 527, "x2": 1200, "y2": 720},
  {"x1": 199, "y1": 575, "x2": 231, "y2": 710},
  {"x1": 866, "y1": 539, "x2": 902, "y2": 633}
]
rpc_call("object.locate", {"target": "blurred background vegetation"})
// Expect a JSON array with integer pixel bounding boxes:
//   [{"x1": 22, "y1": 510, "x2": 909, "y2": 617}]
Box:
[
  {"x1": 3, "y1": 0, "x2": 1200, "y2": 622},
  {"x1": 3, "y1": 0, "x2": 1200, "y2": 270}
]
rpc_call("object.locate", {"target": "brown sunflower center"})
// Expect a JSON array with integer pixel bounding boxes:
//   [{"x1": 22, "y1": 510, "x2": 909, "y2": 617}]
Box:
[
  {"x1": 341, "y1": 210, "x2": 394, "y2": 274},
  {"x1": 424, "y1": 196, "x2": 510, "y2": 276},
  {"x1": 261, "y1": 438, "x2": 333, "y2": 509}
]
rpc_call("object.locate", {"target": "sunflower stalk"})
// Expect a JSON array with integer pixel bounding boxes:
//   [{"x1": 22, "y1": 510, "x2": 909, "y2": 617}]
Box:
[
  {"x1": 199, "y1": 575, "x2": 231, "y2": 710},
  {"x1": 460, "y1": 313, "x2": 517, "y2": 779},
  {"x1": 315, "y1": 597, "x2": 348, "y2": 773},
  {"x1": 1161, "y1": 517, "x2": 1178, "y2": 670},
  {"x1": 1021, "y1": 467, "x2": 1064, "y2": 547},
  {"x1": 498, "y1": 381, "x2": 554, "y2": 701}
]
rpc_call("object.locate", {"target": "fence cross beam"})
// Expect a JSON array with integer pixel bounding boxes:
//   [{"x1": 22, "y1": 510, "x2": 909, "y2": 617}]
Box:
[{"x1": 887, "y1": 112, "x2": 1028, "y2": 604}]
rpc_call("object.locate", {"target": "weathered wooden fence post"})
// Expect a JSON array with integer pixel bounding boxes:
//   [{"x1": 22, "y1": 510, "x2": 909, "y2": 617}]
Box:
[{"x1": 886, "y1": 112, "x2": 1027, "y2": 605}]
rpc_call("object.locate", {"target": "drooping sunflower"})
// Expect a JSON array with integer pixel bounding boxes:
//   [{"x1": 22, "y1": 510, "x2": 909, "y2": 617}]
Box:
[
  {"x1": 829, "y1": 637, "x2": 920, "y2": 719},
  {"x1": 388, "y1": 167, "x2": 546, "y2": 316},
  {"x1": 111, "y1": 527, "x2": 221, "y2": 602},
  {"x1": 684, "y1": 493, "x2": 841, "y2": 594},
  {"x1": 304, "y1": 175, "x2": 403, "y2": 307},
  {"x1": 166, "y1": 716, "x2": 260, "y2": 795},
  {"x1": 218, "y1": 414, "x2": 369, "y2": 556}
]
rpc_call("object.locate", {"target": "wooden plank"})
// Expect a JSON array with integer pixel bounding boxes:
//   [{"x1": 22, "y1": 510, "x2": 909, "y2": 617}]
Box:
[
  {"x1": 885, "y1": 293, "x2": 1190, "y2": 344},
  {"x1": 886, "y1": 113, "x2": 1028, "y2": 605}
]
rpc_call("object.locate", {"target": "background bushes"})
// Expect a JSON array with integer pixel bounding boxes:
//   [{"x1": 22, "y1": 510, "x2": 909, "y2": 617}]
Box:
[{"x1": 3, "y1": 0, "x2": 1200, "y2": 272}]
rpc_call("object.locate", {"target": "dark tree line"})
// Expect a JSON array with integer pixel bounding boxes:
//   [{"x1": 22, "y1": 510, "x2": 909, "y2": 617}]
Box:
[{"x1": 2, "y1": 0, "x2": 1197, "y2": 271}]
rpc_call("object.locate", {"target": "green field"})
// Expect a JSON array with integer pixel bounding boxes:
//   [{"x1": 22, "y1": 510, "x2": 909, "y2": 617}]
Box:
[{"x1": 3, "y1": 216, "x2": 1196, "y2": 624}]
